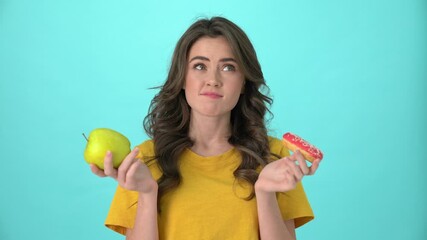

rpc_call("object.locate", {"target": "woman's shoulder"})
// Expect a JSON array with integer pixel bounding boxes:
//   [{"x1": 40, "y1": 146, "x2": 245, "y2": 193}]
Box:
[
  {"x1": 137, "y1": 139, "x2": 155, "y2": 151},
  {"x1": 138, "y1": 139, "x2": 154, "y2": 149},
  {"x1": 136, "y1": 139, "x2": 163, "y2": 178},
  {"x1": 136, "y1": 139, "x2": 156, "y2": 162},
  {"x1": 268, "y1": 136, "x2": 291, "y2": 158}
]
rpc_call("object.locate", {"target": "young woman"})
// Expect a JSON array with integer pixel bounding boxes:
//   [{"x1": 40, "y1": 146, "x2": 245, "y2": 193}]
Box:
[{"x1": 91, "y1": 16, "x2": 321, "y2": 240}]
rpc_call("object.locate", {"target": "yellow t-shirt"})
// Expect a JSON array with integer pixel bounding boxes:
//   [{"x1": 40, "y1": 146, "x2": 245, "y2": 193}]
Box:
[{"x1": 105, "y1": 137, "x2": 314, "y2": 239}]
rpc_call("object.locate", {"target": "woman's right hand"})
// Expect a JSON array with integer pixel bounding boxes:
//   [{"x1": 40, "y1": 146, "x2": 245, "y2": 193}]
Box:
[{"x1": 90, "y1": 148, "x2": 158, "y2": 194}]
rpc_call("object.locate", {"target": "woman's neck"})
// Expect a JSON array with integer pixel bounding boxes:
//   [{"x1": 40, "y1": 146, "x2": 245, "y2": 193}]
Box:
[{"x1": 188, "y1": 113, "x2": 233, "y2": 157}]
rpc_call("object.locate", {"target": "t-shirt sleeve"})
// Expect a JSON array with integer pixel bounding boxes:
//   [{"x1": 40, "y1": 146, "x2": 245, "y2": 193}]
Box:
[
  {"x1": 269, "y1": 137, "x2": 315, "y2": 228},
  {"x1": 105, "y1": 186, "x2": 138, "y2": 235},
  {"x1": 104, "y1": 140, "x2": 157, "y2": 235}
]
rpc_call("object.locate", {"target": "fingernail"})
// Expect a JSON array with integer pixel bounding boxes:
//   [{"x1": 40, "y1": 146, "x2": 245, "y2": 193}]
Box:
[{"x1": 106, "y1": 150, "x2": 112, "y2": 155}]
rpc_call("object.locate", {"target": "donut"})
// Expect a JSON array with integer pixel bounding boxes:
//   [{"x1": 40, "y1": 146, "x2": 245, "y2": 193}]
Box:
[{"x1": 282, "y1": 132, "x2": 323, "y2": 162}]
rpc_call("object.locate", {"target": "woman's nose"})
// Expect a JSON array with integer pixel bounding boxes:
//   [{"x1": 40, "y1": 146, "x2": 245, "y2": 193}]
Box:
[{"x1": 206, "y1": 70, "x2": 222, "y2": 87}]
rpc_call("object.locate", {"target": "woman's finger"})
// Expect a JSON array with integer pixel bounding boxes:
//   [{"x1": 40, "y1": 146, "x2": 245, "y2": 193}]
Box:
[
  {"x1": 126, "y1": 159, "x2": 143, "y2": 185},
  {"x1": 117, "y1": 148, "x2": 140, "y2": 185},
  {"x1": 285, "y1": 171, "x2": 297, "y2": 190},
  {"x1": 294, "y1": 150, "x2": 310, "y2": 175},
  {"x1": 287, "y1": 158, "x2": 304, "y2": 181},
  {"x1": 287, "y1": 153, "x2": 297, "y2": 162},
  {"x1": 307, "y1": 159, "x2": 321, "y2": 175},
  {"x1": 90, "y1": 164, "x2": 107, "y2": 177},
  {"x1": 104, "y1": 150, "x2": 118, "y2": 179}
]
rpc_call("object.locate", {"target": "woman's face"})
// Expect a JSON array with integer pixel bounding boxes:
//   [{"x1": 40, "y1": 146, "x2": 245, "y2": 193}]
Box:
[{"x1": 184, "y1": 36, "x2": 245, "y2": 118}]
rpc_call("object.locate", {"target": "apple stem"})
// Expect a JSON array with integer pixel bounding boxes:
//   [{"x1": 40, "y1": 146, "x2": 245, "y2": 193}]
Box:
[{"x1": 82, "y1": 133, "x2": 89, "y2": 142}]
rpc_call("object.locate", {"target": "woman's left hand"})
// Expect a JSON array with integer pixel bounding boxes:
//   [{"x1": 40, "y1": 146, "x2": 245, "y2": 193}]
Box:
[{"x1": 255, "y1": 150, "x2": 321, "y2": 193}]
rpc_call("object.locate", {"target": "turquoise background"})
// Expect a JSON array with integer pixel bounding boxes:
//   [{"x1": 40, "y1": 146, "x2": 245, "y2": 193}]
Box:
[{"x1": 1, "y1": 0, "x2": 426, "y2": 239}]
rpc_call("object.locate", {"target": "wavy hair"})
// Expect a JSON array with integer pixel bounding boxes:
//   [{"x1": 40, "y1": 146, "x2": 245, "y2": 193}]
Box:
[{"x1": 144, "y1": 16, "x2": 275, "y2": 209}]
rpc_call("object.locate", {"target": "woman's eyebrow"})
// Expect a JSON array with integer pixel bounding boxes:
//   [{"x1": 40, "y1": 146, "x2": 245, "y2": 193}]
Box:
[
  {"x1": 189, "y1": 56, "x2": 237, "y2": 63},
  {"x1": 219, "y1": 58, "x2": 237, "y2": 63},
  {"x1": 189, "y1": 56, "x2": 209, "y2": 62}
]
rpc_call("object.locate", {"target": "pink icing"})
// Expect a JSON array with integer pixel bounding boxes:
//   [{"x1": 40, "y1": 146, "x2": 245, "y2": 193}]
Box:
[{"x1": 283, "y1": 132, "x2": 323, "y2": 160}]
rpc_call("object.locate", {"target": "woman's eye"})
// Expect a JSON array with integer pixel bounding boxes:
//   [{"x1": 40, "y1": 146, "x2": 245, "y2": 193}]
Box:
[
  {"x1": 223, "y1": 65, "x2": 236, "y2": 72},
  {"x1": 194, "y1": 64, "x2": 206, "y2": 70}
]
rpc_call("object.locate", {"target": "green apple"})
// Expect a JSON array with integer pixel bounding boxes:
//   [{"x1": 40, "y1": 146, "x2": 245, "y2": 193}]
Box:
[{"x1": 83, "y1": 128, "x2": 131, "y2": 169}]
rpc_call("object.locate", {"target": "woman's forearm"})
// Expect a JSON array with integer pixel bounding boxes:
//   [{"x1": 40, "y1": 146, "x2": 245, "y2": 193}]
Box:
[
  {"x1": 126, "y1": 185, "x2": 159, "y2": 240},
  {"x1": 255, "y1": 187, "x2": 296, "y2": 240}
]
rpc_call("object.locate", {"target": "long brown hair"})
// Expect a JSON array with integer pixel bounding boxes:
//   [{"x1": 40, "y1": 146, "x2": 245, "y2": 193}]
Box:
[{"x1": 144, "y1": 16, "x2": 274, "y2": 208}]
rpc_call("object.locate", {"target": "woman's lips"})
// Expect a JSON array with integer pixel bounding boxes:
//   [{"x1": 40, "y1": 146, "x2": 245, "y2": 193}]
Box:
[{"x1": 200, "y1": 92, "x2": 223, "y2": 99}]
